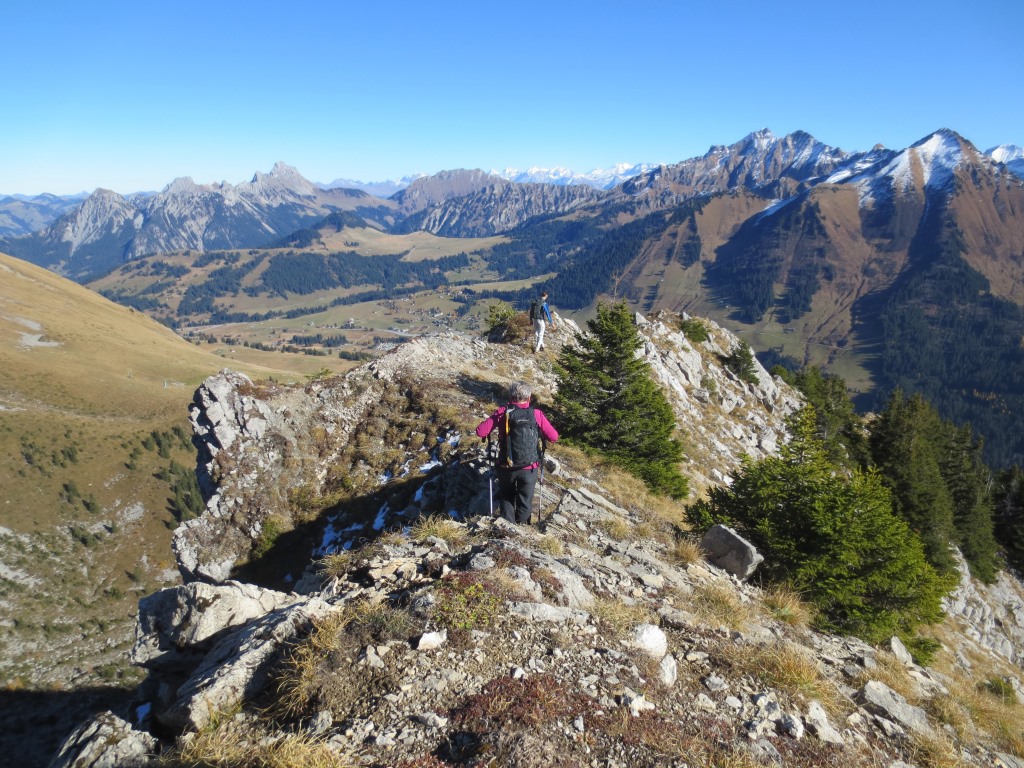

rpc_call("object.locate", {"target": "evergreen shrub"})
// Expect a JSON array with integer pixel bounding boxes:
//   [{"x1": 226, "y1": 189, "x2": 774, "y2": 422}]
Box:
[{"x1": 686, "y1": 407, "x2": 947, "y2": 642}]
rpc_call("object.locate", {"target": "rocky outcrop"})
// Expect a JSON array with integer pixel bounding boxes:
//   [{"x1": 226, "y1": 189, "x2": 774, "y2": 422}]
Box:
[
  {"x1": 175, "y1": 313, "x2": 799, "y2": 585},
  {"x1": 51, "y1": 319, "x2": 1024, "y2": 767},
  {"x1": 48, "y1": 711, "x2": 156, "y2": 768},
  {"x1": 57, "y1": 464, "x2": 1024, "y2": 767},
  {"x1": 943, "y1": 550, "x2": 1024, "y2": 667}
]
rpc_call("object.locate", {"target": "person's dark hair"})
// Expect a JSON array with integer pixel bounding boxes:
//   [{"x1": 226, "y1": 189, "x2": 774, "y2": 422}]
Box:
[{"x1": 509, "y1": 381, "x2": 532, "y2": 403}]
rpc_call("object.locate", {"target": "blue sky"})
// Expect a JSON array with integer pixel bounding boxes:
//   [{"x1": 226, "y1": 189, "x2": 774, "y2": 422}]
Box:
[{"x1": 4, "y1": 0, "x2": 1022, "y2": 195}]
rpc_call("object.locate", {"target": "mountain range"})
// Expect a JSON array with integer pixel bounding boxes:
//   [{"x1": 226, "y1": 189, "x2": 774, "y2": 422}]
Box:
[{"x1": 4, "y1": 127, "x2": 1024, "y2": 465}]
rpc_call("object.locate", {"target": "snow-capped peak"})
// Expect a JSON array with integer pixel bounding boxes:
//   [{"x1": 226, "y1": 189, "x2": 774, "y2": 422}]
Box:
[
  {"x1": 985, "y1": 144, "x2": 1024, "y2": 179},
  {"x1": 496, "y1": 163, "x2": 657, "y2": 189},
  {"x1": 910, "y1": 129, "x2": 965, "y2": 189}
]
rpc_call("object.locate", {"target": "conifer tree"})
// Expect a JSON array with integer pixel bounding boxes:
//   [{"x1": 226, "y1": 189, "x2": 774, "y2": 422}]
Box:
[
  {"x1": 791, "y1": 366, "x2": 869, "y2": 469},
  {"x1": 994, "y1": 466, "x2": 1024, "y2": 574},
  {"x1": 870, "y1": 391, "x2": 999, "y2": 581},
  {"x1": 687, "y1": 406, "x2": 946, "y2": 641},
  {"x1": 870, "y1": 391, "x2": 958, "y2": 575},
  {"x1": 554, "y1": 302, "x2": 688, "y2": 498}
]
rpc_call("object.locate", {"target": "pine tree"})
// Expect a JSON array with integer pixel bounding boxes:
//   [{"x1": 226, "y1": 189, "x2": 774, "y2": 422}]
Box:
[
  {"x1": 870, "y1": 391, "x2": 958, "y2": 575},
  {"x1": 723, "y1": 340, "x2": 759, "y2": 384},
  {"x1": 939, "y1": 424, "x2": 999, "y2": 583},
  {"x1": 554, "y1": 302, "x2": 688, "y2": 498},
  {"x1": 994, "y1": 466, "x2": 1024, "y2": 574},
  {"x1": 870, "y1": 391, "x2": 1000, "y2": 581},
  {"x1": 791, "y1": 366, "x2": 869, "y2": 469},
  {"x1": 687, "y1": 406, "x2": 947, "y2": 641}
]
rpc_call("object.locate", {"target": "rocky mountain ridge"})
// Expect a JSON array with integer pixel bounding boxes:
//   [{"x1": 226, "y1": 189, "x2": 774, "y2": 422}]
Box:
[
  {"x1": 44, "y1": 312, "x2": 1024, "y2": 768},
  {"x1": 7, "y1": 128, "x2": 1023, "y2": 278}
]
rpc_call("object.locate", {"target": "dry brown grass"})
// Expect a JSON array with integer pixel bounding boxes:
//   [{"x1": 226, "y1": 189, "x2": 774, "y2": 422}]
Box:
[
  {"x1": 276, "y1": 610, "x2": 348, "y2": 718},
  {"x1": 318, "y1": 551, "x2": 353, "y2": 580},
  {"x1": 688, "y1": 580, "x2": 754, "y2": 630},
  {"x1": 410, "y1": 514, "x2": 471, "y2": 548},
  {"x1": 935, "y1": 666, "x2": 1024, "y2": 757},
  {"x1": 761, "y1": 584, "x2": 815, "y2": 628},
  {"x1": 159, "y1": 717, "x2": 352, "y2": 768},
  {"x1": 589, "y1": 596, "x2": 657, "y2": 639},
  {"x1": 669, "y1": 536, "x2": 703, "y2": 566},
  {"x1": 594, "y1": 515, "x2": 633, "y2": 541},
  {"x1": 536, "y1": 535, "x2": 564, "y2": 556},
  {"x1": 722, "y1": 640, "x2": 843, "y2": 712},
  {"x1": 904, "y1": 727, "x2": 967, "y2": 768}
]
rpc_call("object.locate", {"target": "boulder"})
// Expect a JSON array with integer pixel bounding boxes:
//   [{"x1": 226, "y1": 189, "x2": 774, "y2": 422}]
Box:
[
  {"x1": 881, "y1": 636, "x2": 914, "y2": 665},
  {"x1": 49, "y1": 711, "x2": 157, "y2": 768},
  {"x1": 700, "y1": 524, "x2": 764, "y2": 579},
  {"x1": 159, "y1": 597, "x2": 337, "y2": 731},
  {"x1": 855, "y1": 680, "x2": 930, "y2": 734},
  {"x1": 131, "y1": 581, "x2": 300, "y2": 671},
  {"x1": 629, "y1": 623, "x2": 668, "y2": 659}
]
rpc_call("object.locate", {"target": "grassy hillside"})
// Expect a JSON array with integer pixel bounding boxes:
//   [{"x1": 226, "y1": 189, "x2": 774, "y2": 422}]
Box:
[{"x1": 0, "y1": 251, "x2": 353, "y2": 689}]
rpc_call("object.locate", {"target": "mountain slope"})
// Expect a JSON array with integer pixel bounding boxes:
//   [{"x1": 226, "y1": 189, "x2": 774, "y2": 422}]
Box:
[
  {"x1": 43, "y1": 318, "x2": 1024, "y2": 768},
  {"x1": 0, "y1": 250, "x2": 353, "y2": 694}
]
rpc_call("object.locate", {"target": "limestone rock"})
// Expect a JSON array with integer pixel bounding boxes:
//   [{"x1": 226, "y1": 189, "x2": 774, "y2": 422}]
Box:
[
  {"x1": 629, "y1": 623, "x2": 668, "y2": 659},
  {"x1": 805, "y1": 700, "x2": 845, "y2": 745},
  {"x1": 855, "y1": 680, "x2": 930, "y2": 734},
  {"x1": 49, "y1": 711, "x2": 157, "y2": 768},
  {"x1": 881, "y1": 636, "x2": 914, "y2": 665},
  {"x1": 131, "y1": 581, "x2": 300, "y2": 671},
  {"x1": 159, "y1": 597, "x2": 337, "y2": 731},
  {"x1": 700, "y1": 524, "x2": 764, "y2": 579}
]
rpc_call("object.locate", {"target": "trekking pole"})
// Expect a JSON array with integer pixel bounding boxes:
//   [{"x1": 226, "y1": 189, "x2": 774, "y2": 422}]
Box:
[
  {"x1": 486, "y1": 433, "x2": 495, "y2": 518},
  {"x1": 533, "y1": 438, "x2": 547, "y2": 525}
]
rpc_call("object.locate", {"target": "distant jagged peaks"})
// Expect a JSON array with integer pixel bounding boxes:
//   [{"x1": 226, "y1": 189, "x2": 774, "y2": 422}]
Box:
[
  {"x1": 495, "y1": 162, "x2": 660, "y2": 189},
  {"x1": 621, "y1": 128, "x2": 856, "y2": 203}
]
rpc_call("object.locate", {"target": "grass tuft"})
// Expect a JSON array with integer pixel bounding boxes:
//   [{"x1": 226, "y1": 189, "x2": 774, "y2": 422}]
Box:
[
  {"x1": 410, "y1": 515, "x2": 470, "y2": 548},
  {"x1": 589, "y1": 596, "x2": 656, "y2": 639},
  {"x1": 722, "y1": 641, "x2": 842, "y2": 711},
  {"x1": 688, "y1": 581, "x2": 753, "y2": 630},
  {"x1": 158, "y1": 717, "x2": 351, "y2": 768},
  {"x1": 762, "y1": 585, "x2": 814, "y2": 628}
]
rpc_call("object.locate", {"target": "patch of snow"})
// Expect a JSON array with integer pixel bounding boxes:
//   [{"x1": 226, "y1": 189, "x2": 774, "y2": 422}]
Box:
[
  {"x1": 373, "y1": 502, "x2": 390, "y2": 531},
  {"x1": 18, "y1": 333, "x2": 61, "y2": 348}
]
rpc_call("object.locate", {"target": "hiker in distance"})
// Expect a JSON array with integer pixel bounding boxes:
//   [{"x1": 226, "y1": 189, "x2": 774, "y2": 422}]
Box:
[
  {"x1": 530, "y1": 291, "x2": 556, "y2": 353},
  {"x1": 476, "y1": 381, "x2": 558, "y2": 525}
]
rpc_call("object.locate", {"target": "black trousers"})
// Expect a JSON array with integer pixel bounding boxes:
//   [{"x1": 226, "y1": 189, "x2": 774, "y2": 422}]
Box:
[{"x1": 496, "y1": 466, "x2": 538, "y2": 524}]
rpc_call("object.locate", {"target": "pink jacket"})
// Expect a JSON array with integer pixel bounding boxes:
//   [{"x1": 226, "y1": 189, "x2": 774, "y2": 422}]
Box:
[{"x1": 476, "y1": 401, "x2": 559, "y2": 468}]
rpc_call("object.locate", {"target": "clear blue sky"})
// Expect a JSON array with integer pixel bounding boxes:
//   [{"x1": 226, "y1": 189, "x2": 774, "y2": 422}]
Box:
[{"x1": 4, "y1": 0, "x2": 1022, "y2": 195}]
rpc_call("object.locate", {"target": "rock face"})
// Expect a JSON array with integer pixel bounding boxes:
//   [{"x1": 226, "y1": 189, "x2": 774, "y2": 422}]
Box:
[{"x1": 943, "y1": 549, "x2": 1024, "y2": 666}]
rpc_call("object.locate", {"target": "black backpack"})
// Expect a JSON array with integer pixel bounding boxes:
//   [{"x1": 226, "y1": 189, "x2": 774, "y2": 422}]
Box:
[
  {"x1": 499, "y1": 405, "x2": 540, "y2": 469},
  {"x1": 529, "y1": 300, "x2": 539, "y2": 321}
]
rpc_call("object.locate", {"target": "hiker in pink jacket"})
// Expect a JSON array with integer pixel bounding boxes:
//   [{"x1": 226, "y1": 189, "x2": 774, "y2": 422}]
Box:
[{"x1": 476, "y1": 381, "x2": 558, "y2": 524}]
